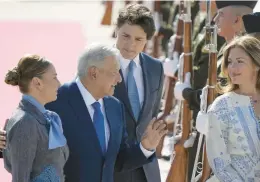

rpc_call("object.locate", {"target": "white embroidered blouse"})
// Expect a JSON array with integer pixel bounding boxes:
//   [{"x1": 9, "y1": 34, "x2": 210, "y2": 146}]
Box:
[{"x1": 205, "y1": 92, "x2": 260, "y2": 182}]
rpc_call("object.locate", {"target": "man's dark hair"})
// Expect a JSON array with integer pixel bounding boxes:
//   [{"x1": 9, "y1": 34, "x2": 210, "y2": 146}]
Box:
[{"x1": 116, "y1": 4, "x2": 156, "y2": 40}]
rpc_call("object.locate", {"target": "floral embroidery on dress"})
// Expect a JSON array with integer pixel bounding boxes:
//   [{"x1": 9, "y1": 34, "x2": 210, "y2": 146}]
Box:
[
  {"x1": 206, "y1": 93, "x2": 260, "y2": 182},
  {"x1": 233, "y1": 128, "x2": 242, "y2": 134},
  {"x1": 255, "y1": 170, "x2": 260, "y2": 178},
  {"x1": 247, "y1": 178, "x2": 254, "y2": 182}
]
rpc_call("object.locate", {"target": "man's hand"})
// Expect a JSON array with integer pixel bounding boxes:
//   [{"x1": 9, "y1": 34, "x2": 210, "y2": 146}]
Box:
[
  {"x1": 174, "y1": 72, "x2": 191, "y2": 100},
  {"x1": 141, "y1": 118, "x2": 168, "y2": 151},
  {"x1": 0, "y1": 125, "x2": 7, "y2": 151}
]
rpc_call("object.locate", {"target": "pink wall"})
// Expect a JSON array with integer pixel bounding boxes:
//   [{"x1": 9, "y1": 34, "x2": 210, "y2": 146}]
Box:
[{"x1": 0, "y1": 21, "x2": 86, "y2": 181}]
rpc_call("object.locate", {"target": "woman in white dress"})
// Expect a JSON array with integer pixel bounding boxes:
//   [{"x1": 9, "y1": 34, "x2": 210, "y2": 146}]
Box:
[{"x1": 205, "y1": 35, "x2": 260, "y2": 182}]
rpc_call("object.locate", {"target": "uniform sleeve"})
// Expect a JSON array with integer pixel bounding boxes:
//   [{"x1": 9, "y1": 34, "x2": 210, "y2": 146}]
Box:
[
  {"x1": 206, "y1": 113, "x2": 243, "y2": 182},
  {"x1": 7, "y1": 116, "x2": 38, "y2": 182}
]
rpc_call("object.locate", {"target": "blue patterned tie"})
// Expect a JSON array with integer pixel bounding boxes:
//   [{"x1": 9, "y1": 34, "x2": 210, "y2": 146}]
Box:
[
  {"x1": 127, "y1": 61, "x2": 141, "y2": 121},
  {"x1": 92, "y1": 102, "x2": 106, "y2": 155}
]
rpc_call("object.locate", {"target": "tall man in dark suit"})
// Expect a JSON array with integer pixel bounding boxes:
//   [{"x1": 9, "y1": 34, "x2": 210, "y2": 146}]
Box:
[
  {"x1": 45, "y1": 43, "x2": 167, "y2": 182},
  {"x1": 113, "y1": 4, "x2": 164, "y2": 182}
]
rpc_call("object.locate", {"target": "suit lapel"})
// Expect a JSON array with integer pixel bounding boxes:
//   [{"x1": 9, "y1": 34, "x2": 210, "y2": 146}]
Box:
[
  {"x1": 103, "y1": 97, "x2": 119, "y2": 159},
  {"x1": 114, "y1": 54, "x2": 153, "y2": 124},
  {"x1": 68, "y1": 82, "x2": 103, "y2": 156},
  {"x1": 138, "y1": 53, "x2": 152, "y2": 124}
]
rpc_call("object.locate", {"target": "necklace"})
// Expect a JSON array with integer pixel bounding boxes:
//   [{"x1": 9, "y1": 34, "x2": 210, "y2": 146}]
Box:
[{"x1": 239, "y1": 91, "x2": 260, "y2": 103}]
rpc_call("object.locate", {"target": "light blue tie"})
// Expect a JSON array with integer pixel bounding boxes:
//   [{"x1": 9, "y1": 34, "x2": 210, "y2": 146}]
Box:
[
  {"x1": 44, "y1": 111, "x2": 67, "y2": 150},
  {"x1": 127, "y1": 61, "x2": 141, "y2": 121},
  {"x1": 92, "y1": 102, "x2": 106, "y2": 155}
]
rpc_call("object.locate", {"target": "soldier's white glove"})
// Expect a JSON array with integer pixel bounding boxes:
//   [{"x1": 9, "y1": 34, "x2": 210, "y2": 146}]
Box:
[
  {"x1": 174, "y1": 72, "x2": 191, "y2": 100},
  {"x1": 196, "y1": 111, "x2": 208, "y2": 135},
  {"x1": 163, "y1": 57, "x2": 179, "y2": 77},
  {"x1": 196, "y1": 104, "x2": 212, "y2": 135},
  {"x1": 184, "y1": 131, "x2": 197, "y2": 148},
  {"x1": 173, "y1": 134, "x2": 182, "y2": 144}
]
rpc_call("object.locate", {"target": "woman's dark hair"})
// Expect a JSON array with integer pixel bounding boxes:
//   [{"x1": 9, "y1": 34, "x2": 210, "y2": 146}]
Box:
[{"x1": 116, "y1": 3, "x2": 156, "y2": 40}]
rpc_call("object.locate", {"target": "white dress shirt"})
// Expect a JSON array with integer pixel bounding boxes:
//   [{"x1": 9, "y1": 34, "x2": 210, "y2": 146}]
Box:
[
  {"x1": 119, "y1": 53, "x2": 144, "y2": 108},
  {"x1": 75, "y1": 78, "x2": 154, "y2": 157}
]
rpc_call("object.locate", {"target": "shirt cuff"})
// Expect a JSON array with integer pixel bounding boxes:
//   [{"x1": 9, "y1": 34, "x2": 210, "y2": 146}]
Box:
[{"x1": 139, "y1": 143, "x2": 155, "y2": 158}]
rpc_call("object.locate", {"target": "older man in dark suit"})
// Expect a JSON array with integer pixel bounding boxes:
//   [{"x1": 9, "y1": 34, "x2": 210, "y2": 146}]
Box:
[{"x1": 46, "y1": 43, "x2": 167, "y2": 182}]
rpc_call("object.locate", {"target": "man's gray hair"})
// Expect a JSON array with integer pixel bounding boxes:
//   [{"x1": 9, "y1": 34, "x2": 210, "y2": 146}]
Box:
[{"x1": 77, "y1": 43, "x2": 119, "y2": 78}]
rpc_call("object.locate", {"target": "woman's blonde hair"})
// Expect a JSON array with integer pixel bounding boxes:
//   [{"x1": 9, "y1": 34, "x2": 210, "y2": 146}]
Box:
[
  {"x1": 249, "y1": 32, "x2": 260, "y2": 40},
  {"x1": 219, "y1": 35, "x2": 260, "y2": 93}
]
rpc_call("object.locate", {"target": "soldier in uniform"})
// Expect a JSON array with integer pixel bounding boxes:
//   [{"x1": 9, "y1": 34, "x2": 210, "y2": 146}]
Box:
[
  {"x1": 179, "y1": 1, "x2": 226, "y2": 180},
  {"x1": 157, "y1": 1, "x2": 200, "y2": 160},
  {"x1": 158, "y1": 1, "x2": 175, "y2": 55},
  {"x1": 173, "y1": 1, "x2": 257, "y2": 181},
  {"x1": 189, "y1": 1, "x2": 226, "y2": 180},
  {"x1": 188, "y1": 0, "x2": 226, "y2": 121},
  {"x1": 159, "y1": 1, "x2": 200, "y2": 57},
  {"x1": 174, "y1": 0, "x2": 257, "y2": 118}
]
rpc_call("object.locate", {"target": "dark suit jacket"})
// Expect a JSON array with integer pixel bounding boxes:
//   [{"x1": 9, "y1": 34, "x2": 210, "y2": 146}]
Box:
[
  {"x1": 46, "y1": 82, "x2": 153, "y2": 182},
  {"x1": 113, "y1": 52, "x2": 164, "y2": 182}
]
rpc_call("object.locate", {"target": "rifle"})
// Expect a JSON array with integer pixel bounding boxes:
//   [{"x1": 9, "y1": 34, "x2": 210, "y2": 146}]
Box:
[
  {"x1": 173, "y1": 1, "x2": 185, "y2": 54},
  {"x1": 192, "y1": 1, "x2": 218, "y2": 181},
  {"x1": 156, "y1": 1, "x2": 185, "y2": 158},
  {"x1": 200, "y1": 12, "x2": 218, "y2": 182},
  {"x1": 101, "y1": 1, "x2": 113, "y2": 26},
  {"x1": 151, "y1": 1, "x2": 162, "y2": 58},
  {"x1": 161, "y1": 1, "x2": 185, "y2": 78},
  {"x1": 166, "y1": 1, "x2": 193, "y2": 181}
]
